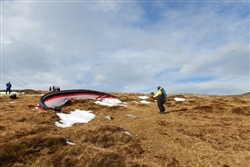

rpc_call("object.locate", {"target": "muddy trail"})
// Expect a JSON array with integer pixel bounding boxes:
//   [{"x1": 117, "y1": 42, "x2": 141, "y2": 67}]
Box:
[{"x1": 0, "y1": 90, "x2": 249, "y2": 167}]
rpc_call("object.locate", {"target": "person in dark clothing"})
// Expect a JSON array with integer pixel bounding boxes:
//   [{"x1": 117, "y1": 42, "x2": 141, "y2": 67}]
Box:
[
  {"x1": 6, "y1": 82, "x2": 12, "y2": 94},
  {"x1": 152, "y1": 86, "x2": 167, "y2": 114}
]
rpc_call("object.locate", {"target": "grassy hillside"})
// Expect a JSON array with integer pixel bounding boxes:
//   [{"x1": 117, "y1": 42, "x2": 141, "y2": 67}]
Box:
[{"x1": 0, "y1": 91, "x2": 249, "y2": 167}]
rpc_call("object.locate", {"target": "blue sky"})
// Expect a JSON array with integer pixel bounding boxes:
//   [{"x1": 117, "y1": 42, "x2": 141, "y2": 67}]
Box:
[{"x1": 1, "y1": 0, "x2": 249, "y2": 95}]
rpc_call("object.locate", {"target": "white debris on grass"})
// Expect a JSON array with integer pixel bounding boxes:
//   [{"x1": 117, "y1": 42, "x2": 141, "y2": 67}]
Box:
[
  {"x1": 55, "y1": 109, "x2": 95, "y2": 128},
  {"x1": 174, "y1": 97, "x2": 185, "y2": 101},
  {"x1": 127, "y1": 114, "x2": 137, "y2": 119},
  {"x1": 125, "y1": 131, "x2": 132, "y2": 136},
  {"x1": 66, "y1": 140, "x2": 76, "y2": 145}
]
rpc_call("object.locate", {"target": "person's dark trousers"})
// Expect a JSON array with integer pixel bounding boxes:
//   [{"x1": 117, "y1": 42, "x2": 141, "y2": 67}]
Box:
[
  {"x1": 157, "y1": 98, "x2": 165, "y2": 113},
  {"x1": 6, "y1": 88, "x2": 11, "y2": 94}
]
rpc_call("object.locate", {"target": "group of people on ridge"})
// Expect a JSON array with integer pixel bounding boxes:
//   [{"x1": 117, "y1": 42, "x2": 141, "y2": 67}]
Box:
[{"x1": 49, "y1": 85, "x2": 60, "y2": 91}]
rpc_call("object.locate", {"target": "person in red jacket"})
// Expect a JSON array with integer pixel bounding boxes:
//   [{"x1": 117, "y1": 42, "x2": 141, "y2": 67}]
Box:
[{"x1": 151, "y1": 86, "x2": 167, "y2": 114}]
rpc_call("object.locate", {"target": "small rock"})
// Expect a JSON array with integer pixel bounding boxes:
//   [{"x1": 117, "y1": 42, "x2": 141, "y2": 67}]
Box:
[
  {"x1": 127, "y1": 114, "x2": 137, "y2": 119},
  {"x1": 105, "y1": 115, "x2": 113, "y2": 120}
]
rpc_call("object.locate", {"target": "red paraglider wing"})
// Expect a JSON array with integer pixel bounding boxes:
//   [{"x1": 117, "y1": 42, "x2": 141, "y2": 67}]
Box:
[{"x1": 38, "y1": 89, "x2": 120, "y2": 110}]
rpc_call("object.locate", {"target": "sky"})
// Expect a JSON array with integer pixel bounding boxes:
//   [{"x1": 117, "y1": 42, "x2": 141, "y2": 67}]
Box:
[{"x1": 1, "y1": 0, "x2": 249, "y2": 95}]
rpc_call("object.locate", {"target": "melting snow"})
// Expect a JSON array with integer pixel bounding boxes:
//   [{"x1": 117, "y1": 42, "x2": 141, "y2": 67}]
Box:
[
  {"x1": 0, "y1": 91, "x2": 19, "y2": 95},
  {"x1": 55, "y1": 109, "x2": 95, "y2": 128},
  {"x1": 55, "y1": 98, "x2": 124, "y2": 128},
  {"x1": 138, "y1": 96, "x2": 149, "y2": 99},
  {"x1": 95, "y1": 98, "x2": 123, "y2": 106},
  {"x1": 140, "y1": 100, "x2": 151, "y2": 104},
  {"x1": 138, "y1": 96, "x2": 151, "y2": 104},
  {"x1": 174, "y1": 97, "x2": 185, "y2": 101}
]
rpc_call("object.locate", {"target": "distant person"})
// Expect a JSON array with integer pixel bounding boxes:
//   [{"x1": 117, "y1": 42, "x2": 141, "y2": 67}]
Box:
[
  {"x1": 6, "y1": 81, "x2": 12, "y2": 94},
  {"x1": 151, "y1": 86, "x2": 167, "y2": 114},
  {"x1": 49, "y1": 86, "x2": 52, "y2": 91}
]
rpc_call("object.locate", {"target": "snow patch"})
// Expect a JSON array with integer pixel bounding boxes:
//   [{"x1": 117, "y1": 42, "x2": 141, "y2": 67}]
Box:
[
  {"x1": 55, "y1": 109, "x2": 95, "y2": 128},
  {"x1": 174, "y1": 97, "x2": 185, "y2": 101},
  {"x1": 140, "y1": 100, "x2": 151, "y2": 104},
  {"x1": 95, "y1": 98, "x2": 123, "y2": 106},
  {"x1": 138, "y1": 96, "x2": 149, "y2": 99}
]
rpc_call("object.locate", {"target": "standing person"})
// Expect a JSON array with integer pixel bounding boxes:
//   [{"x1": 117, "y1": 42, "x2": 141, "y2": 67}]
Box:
[
  {"x1": 151, "y1": 86, "x2": 167, "y2": 114},
  {"x1": 6, "y1": 82, "x2": 12, "y2": 94}
]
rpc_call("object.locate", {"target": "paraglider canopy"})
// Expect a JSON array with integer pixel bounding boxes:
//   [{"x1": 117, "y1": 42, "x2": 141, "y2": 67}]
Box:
[{"x1": 38, "y1": 89, "x2": 121, "y2": 110}]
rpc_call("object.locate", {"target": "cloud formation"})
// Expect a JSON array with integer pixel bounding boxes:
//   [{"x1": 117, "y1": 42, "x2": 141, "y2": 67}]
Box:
[{"x1": 1, "y1": 1, "x2": 249, "y2": 95}]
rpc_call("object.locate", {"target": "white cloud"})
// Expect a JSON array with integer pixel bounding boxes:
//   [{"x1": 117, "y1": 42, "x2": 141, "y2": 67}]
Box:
[
  {"x1": 1, "y1": 1, "x2": 249, "y2": 94},
  {"x1": 168, "y1": 77, "x2": 249, "y2": 95},
  {"x1": 180, "y1": 41, "x2": 249, "y2": 76},
  {"x1": 94, "y1": 74, "x2": 107, "y2": 83}
]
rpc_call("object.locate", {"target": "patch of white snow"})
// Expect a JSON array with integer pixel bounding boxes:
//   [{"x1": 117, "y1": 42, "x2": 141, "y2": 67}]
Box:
[{"x1": 55, "y1": 109, "x2": 95, "y2": 128}]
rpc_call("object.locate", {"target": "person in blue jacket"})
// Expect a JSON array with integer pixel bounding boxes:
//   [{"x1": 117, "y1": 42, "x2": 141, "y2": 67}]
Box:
[
  {"x1": 6, "y1": 81, "x2": 12, "y2": 94},
  {"x1": 152, "y1": 86, "x2": 167, "y2": 114}
]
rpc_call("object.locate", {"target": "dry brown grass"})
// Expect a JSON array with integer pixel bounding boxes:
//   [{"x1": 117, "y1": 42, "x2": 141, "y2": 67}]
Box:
[{"x1": 0, "y1": 91, "x2": 250, "y2": 167}]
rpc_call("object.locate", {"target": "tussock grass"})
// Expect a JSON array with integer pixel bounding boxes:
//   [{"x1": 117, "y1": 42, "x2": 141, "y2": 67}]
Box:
[{"x1": 0, "y1": 92, "x2": 250, "y2": 166}]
